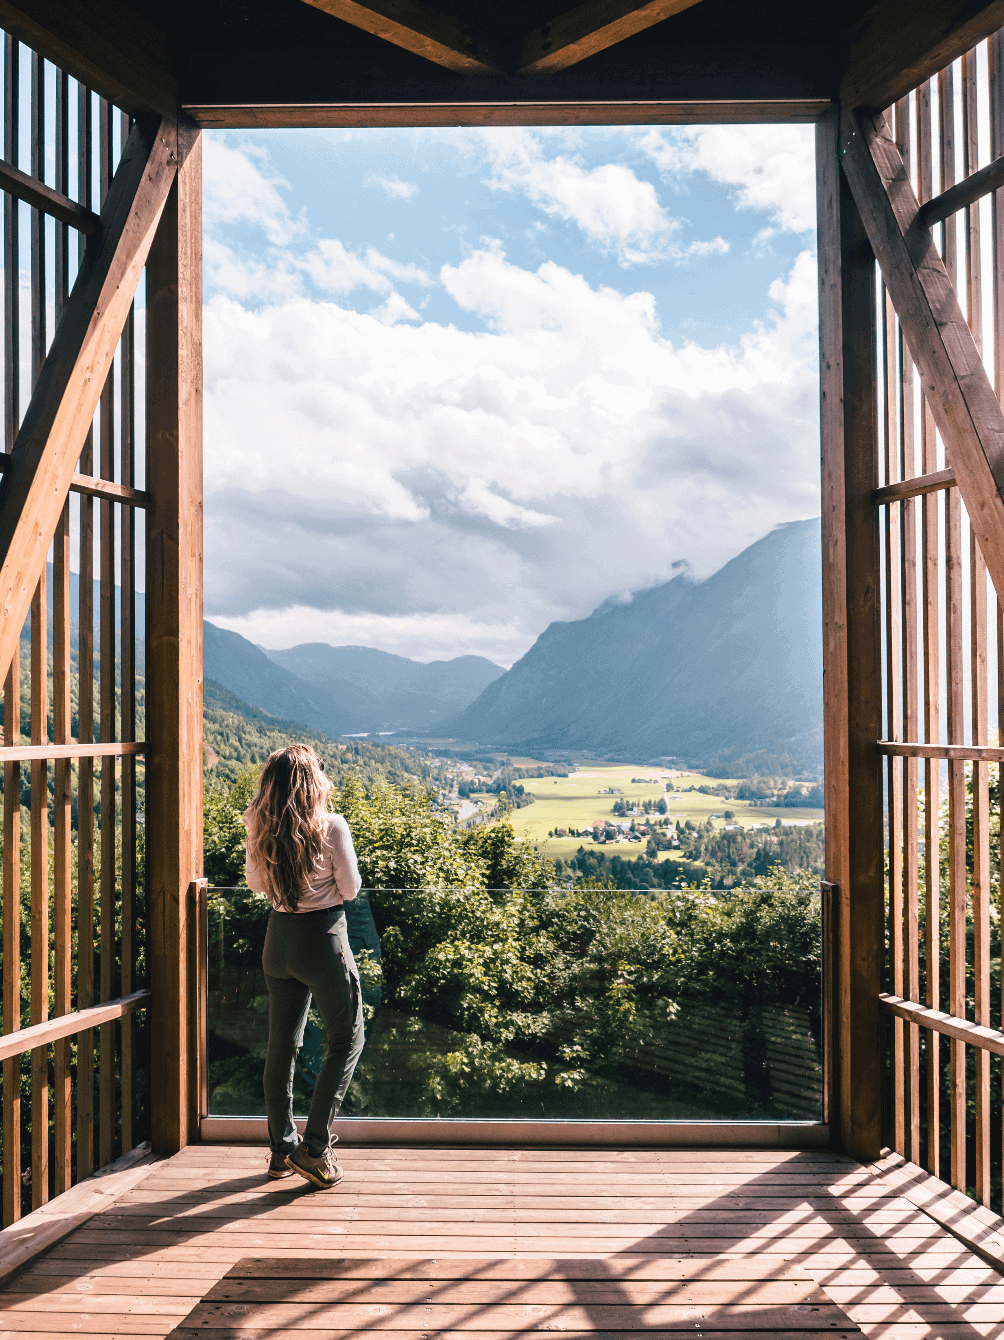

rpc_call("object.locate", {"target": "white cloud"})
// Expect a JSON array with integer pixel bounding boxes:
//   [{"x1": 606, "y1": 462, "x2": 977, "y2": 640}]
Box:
[
  {"x1": 203, "y1": 140, "x2": 305, "y2": 245},
  {"x1": 370, "y1": 175, "x2": 419, "y2": 200},
  {"x1": 204, "y1": 243, "x2": 819, "y2": 660},
  {"x1": 374, "y1": 291, "x2": 422, "y2": 325},
  {"x1": 640, "y1": 125, "x2": 816, "y2": 237},
  {"x1": 298, "y1": 239, "x2": 432, "y2": 295},
  {"x1": 480, "y1": 129, "x2": 724, "y2": 266}
]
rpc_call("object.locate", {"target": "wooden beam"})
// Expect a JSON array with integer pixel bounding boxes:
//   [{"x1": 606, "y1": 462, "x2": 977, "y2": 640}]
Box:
[
  {"x1": 879, "y1": 740, "x2": 1004, "y2": 761},
  {"x1": 146, "y1": 124, "x2": 203, "y2": 1157},
  {"x1": 0, "y1": 116, "x2": 175, "y2": 687},
  {"x1": 520, "y1": 0, "x2": 706, "y2": 74},
  {"x1": 0, "y1": 742, "x2": 145, "y2": 762},
  {"x1": 0, "y1": 0, "x2": 175, "y2": 120},
  {"x1": 0, "y1": 158, "x2": 97, "y2": 232},
  {"x1": 297, "y1": 0, "x2": 502, "y2": 73},
  {"x1": 180, "y1": 42, "x2": 834, "y2": 129},
  {"x1": 917, "y1": 153, "x2": 1004, "y2": 229},
  {"x1": 0, "y1": 452, "x2": 146, "y2": 505},
  {"x1": 841, "y1": 108, "x2": 1004, "y2": 609},
  {"x1": 873, "y1": 466, "x2": 955, "y2": 503},
  {"x1": 817, "y1": 108, "x2": 884, "y2": 1162},
  {"x1": 881, "y1": 993, "x2": 1004, "y2": 1057},
  {"x1": 0, "y1": 991, "x2": 151, "y2": 1065},
  {"x1": 841, "y1": 0, "x2": 1004, "y2": 112}
]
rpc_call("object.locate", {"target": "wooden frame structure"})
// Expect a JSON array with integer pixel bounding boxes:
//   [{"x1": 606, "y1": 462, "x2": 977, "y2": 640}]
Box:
[{"x1": 2, "y1": 0, "x2": 1004, "y2": 1232}]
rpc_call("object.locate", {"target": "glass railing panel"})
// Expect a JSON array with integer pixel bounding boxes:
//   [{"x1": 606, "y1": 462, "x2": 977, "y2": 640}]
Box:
[{"x1": 206, "y1": 883, "x2": 822, "y2": 1121}]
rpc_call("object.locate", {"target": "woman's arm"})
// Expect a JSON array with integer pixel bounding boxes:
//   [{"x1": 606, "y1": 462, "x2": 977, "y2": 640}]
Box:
[{"x1": 329, "y1": 813, "x2": 362, "y2": 902}]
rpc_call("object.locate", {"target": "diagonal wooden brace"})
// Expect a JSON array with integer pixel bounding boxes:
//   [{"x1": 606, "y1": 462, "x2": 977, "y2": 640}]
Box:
[
  {"x1": 0, "y1": 116, "x2": 178, "y2": 684},
  {"x1": 840, "y1": 107, "x2": 1004, "y2": 603}
]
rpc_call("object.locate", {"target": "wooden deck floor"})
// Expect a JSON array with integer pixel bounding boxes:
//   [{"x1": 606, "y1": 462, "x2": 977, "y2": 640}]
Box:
[{"x1": 0, "y1": 1145, "x2": 1002, "y2": 1340}]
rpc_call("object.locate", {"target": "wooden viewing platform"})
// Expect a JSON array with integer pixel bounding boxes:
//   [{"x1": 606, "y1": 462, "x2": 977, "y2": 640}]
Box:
[{"x1": 2, "y1": 1145, "x2": 1004, "y2": 1340}]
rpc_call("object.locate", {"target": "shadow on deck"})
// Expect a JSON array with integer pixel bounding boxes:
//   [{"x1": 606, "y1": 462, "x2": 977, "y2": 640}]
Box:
[{"x1": 0, "y1": 1145, "x2": 1000, "y2": 1339}]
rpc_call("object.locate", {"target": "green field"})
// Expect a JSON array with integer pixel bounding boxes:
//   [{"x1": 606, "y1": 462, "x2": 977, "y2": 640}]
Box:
[{"x1": 494, "y1": 763, "x2": 822, "y2": 860}]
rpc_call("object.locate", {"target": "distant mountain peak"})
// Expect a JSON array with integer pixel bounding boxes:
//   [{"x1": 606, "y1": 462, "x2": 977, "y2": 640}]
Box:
[{"x1": 445, "y1": 518, "x2": 823, "y2": 772}]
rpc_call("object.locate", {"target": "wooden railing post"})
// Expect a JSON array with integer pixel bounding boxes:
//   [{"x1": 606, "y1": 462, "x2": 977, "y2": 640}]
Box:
[
  {"x1": 146, "y1": 122, "x2": 203, "y2": 1156},
  {"x1": 817, "y1": 108, "x2": 885, "y2": 1161},
  {"x1": 188, "y1": 878, "x2": 209, "y2": 1139}
]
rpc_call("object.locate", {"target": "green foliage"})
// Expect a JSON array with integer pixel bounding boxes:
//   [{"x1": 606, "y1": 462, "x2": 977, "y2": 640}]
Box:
[{"x1": 204, "y1": 765, "x2": 822, "y2": 1122}]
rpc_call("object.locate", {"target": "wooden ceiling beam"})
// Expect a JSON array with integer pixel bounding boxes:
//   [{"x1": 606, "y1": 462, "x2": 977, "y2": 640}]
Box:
[
  {"x1": 841, "y1": 0, "x2": 1004, "y2": 112},
  {"x1": 297, "y1": 0, "x2": 504, "y2": 73},
  {"x1": 519, "y1": 0, "x2": 707, "y2": 74},
  {"x1": 0, "y1": 117, "x2": 178, "y2": 686},
  {"x1": 180, "y1": 41, "x2": 834, "y2": 127},
  {"x1": 0, "y1": 0, "x2": 175, "y2": 118},
  {"x1": 839, "y1": 107, "x2": 1004, "y2": 604}
]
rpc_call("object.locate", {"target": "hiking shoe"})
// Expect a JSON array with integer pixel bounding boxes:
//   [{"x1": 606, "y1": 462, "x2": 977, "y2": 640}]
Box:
[
  {"x1": 286, "y1": 1144, "x2": 343, "y2": 1190},
  {"x1": 267, "y1": 1149, "x2": 296, "y2": 1179}
]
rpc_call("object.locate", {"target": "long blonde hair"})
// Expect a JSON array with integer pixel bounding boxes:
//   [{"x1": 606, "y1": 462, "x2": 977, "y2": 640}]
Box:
[{"x1": 245, "y1": 744, "x2": 332, "y2": 910}]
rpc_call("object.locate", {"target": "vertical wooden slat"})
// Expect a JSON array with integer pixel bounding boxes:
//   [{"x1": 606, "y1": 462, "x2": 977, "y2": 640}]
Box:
[
  {"x1": 971, "y1": 531, "x2": 991, "y2": 1205},
  {"x1": 939, "y1": 64, "x2": 958, "y2": 285},
  {"x1": 946, "y1": 484, "x2": 967, "y2": 1191},
  {"x1": 147, "y1": 123, "x2": 204, "y2": 1153},
  {"x1": 817, "y1": 109, "x2": 883, "y2": 1160},
  {"x1": 75, "y1": 81, "x2": 95, "y2": 1183},
  {"x1": 2, "y1": 644, "x2": 20, "y2": 1227},
  {"x1": 962, "y1": 50, "x2": 983, "y2": 354},
  {"x1": 29, "y1": 572, "x2": 47, "y2": 1211},
  {"x1": 1, "y1": 30, "x2": 21, "y2": 1230},
  {"x1": 818, "y1": 108, "x2": 850, "y2": 1151},
  {"x1": 894, "y1": 96, "x2": 921, "y2": 1164},
  {"x1": 51, "y1": 66, "x2": 72, "y2": 1200},
  {"x1": 119, "y1": 108, "x2": 136, "y2": 1147},
  {"x1": 917, "y1": 75, "x2": 940, "y2": 1180},
  {"x1": 28, "y1": 51, "x2": 47, "y2": 1212},
  {"x1": 97, "y1": 98, "x2": 117, "y2": 1170},
  {"x1": 883, "y1": 272, "x2": 904, "y2": 1156},
  {"x1": 989, "y1": 27, "x2": 1004, "y2": 1193}
]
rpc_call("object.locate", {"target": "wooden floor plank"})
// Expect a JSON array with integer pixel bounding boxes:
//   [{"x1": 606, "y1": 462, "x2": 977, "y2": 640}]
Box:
[{"x1": 2, "y1": 1146, "x2": 995, "y2": 1340}]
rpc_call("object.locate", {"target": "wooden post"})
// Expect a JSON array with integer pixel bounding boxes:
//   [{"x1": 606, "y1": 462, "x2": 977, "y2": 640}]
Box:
[
  {"x1": 817, "y1": 109, "x2": 884, "y2": 1160},
  {"x1": 145, "y1": 123, "x2": 203, "y2": 1156}
]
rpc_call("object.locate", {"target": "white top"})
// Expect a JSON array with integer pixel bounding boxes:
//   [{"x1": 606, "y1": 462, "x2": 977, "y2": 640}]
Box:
[{"x1": 244, "y1": 810, "x2": 362, "y2": 912}]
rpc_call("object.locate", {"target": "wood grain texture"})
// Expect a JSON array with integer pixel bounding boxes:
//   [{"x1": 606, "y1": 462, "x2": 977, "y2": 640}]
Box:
[
  {"x1": 873, "y1": 465, "x2": 954, "y2": 502},
  {"x1": 840, "y1": 107, "x2": 1004, "y2": 610},
  {"x1": 0, "y1": 992, "x2": 152, "y2": 1065},
  {"x1": 29, "y1": 571, "x2": 47, "y2": 1212},
  {"x1": 0, "y1": 0, "x2": 175, "y2": 118},
  {"x1": 816, "y1": 110, "x2": 851, "y2": 1158},
  {"x1": 146, "y1": 125, "x2": 203, "y2": 1155},
  {"x1": 840, "y1": 0, "x2": 1004, "y2": 111},
  {"x1": 6, "y1": 1145, "x2": 1000, "y2": 1340},
  {"x1": 298, "y1": 0, "x2": 502, "y2": 72},
  {"x1": 519, "y1": 0, "x2": 706, "y2": 74},
  {"x1": 0, "y1": 114, "x2": 176, "y2": 690},
  {"x1": 0, "y1": 155, "x2": 96, "y2": 230},
  {"x1": 945, "y1": 483, "x2": 966, "y2": 1192}
]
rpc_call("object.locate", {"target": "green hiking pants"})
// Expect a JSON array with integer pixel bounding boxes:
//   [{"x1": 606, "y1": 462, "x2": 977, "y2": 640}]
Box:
[{"x1": 262, "y1": 904, "x2": 365, "y2": 1157}]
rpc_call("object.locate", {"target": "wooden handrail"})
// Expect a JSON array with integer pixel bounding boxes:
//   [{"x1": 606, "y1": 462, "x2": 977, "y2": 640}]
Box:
[
  {"x1": 880, "y1": 993, "x2": 1004, "y2": 1058},
  {"x1": 873, "y1": 467, "x2": 955, "y2": 505},
  {"x1": 916, "y1": 154, "x2": 1004, "y2": 229},
  {"x1": 877, "y1": 740, "x2": 1004, "y2": 762},
  {"x1": 0, "y1": 452, "x2": 146, "y2": 508},
  {"x1": 0, "y1": 741, "x2": 145, "y2": 762},
  {"x1": 0, "y1": 159, "x2": 99, "y2": 233},
  {"x1": 0, "y1": 990, "x2": 152, "y2": 1063}
]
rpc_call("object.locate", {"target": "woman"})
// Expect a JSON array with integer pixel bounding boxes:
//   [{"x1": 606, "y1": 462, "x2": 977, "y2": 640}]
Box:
[{"x1": 244, "y1": 744, "x2": 365, "y2": 1190}]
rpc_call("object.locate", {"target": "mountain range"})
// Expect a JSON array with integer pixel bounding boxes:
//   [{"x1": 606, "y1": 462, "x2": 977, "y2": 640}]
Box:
[
  {"x1": 444, "y1": 518, "x2": 823, "y2": 772},
  {"x1": 204, "y1": 621, "x2": 505, "y2": 738}
]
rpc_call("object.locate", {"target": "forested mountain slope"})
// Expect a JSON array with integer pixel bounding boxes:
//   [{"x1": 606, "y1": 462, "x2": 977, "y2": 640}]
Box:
[{"x1": 447, "y1": 519, "x2": 823, "y2": 771}]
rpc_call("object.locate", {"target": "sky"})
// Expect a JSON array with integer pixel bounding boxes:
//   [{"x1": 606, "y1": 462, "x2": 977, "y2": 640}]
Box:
[{"x1": 202, "y1": 124, "x2": 820, "y2": 668}]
